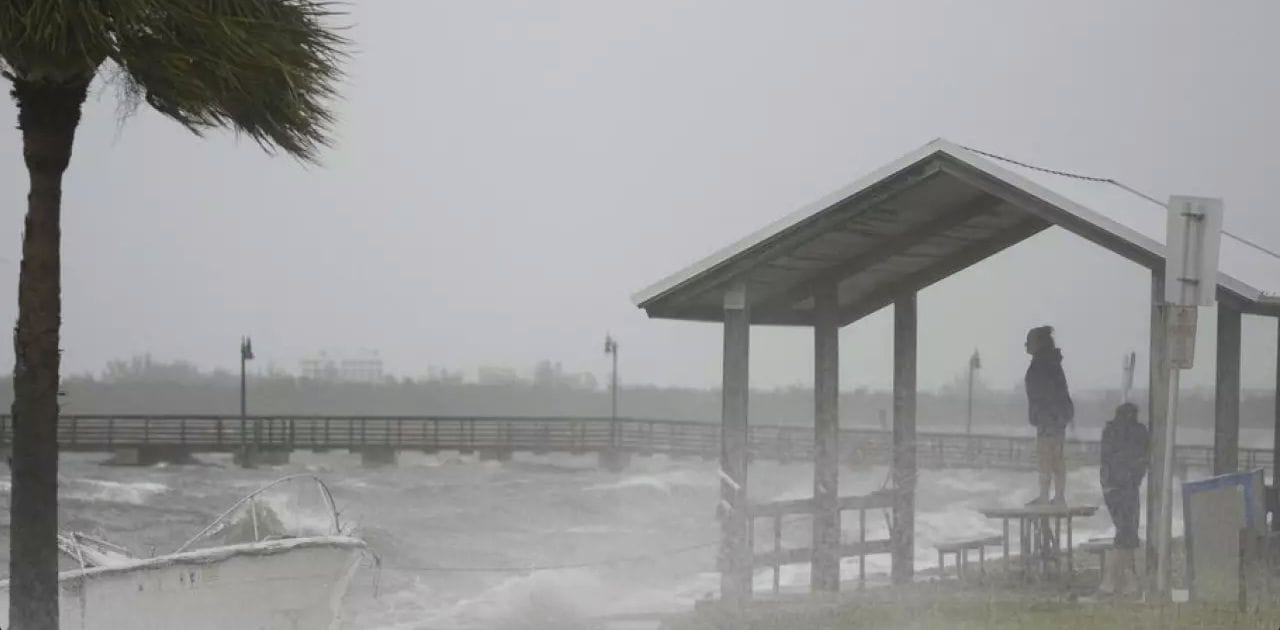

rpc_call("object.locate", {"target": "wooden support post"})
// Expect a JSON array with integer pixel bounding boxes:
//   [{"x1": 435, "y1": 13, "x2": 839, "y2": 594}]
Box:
[
  {"x1": 1146, "y1": 271, "x2": 1170, "y2": 596},
  {"x1": 812, "y1": 282, "x2": 841, "y2": 592},
  {"x1": 1001, "y1": 518, "x2": 1010, "y2": 572},
  {"x1": 772, "y1": 514, "x2": 782, "y2": 594},
  {"x1": 720, "y1": 284, "x2": 752, "y2": 604},
  {"x1": 859, "y1": 508, "x2": 867, "y2": 586},
  {"x1": 1215, "y1": 303, "x2": 1242, "y2": 475},
  {"x1": 892, "y1": 293, "x2": 918, "y2": 585}
]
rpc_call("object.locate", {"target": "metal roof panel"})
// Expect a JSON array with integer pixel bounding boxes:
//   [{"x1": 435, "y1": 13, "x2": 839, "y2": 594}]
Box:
[{"x1": 635, "y1": 138, "x2": 1280, "y2": 319}]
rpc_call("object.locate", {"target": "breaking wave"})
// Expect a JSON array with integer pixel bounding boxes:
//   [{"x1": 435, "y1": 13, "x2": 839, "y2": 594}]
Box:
[
  {"x1": 583, "y1": 469, "x2": 714, "y2": 494},
  {"x1": 63, "y1": 479, "x2": 169, "y2": 505},
  {"x1": 0, "y1": 450, "x2": 1170, "y2": 629}
]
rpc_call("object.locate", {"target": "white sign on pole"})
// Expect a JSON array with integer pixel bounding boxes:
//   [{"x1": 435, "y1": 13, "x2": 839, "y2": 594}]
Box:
[
  {"x1": 1156, "y1": 194, "x2": 1225, "y2": 600},
  {"x1": 1164, "y1": 196, "x2": 1224, "y2": 307}
]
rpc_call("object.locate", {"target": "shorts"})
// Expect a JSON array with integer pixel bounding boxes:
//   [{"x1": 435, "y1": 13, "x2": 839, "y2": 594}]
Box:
[
  {"x1": 1036, "y1": 422, "x2": 1067, "y2": 438},
  {"x1": 1105, "y1": 485, "x2": 1141, "y2": 549},
  {"x1": 1031, "y1": 407, "x2": 1067, "y2": 438}
]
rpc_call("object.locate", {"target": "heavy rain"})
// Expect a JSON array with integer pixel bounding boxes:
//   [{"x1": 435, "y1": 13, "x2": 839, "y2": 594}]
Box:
[{"x1": 1, "y1": 2, "x2": 1279, "y2": 629}]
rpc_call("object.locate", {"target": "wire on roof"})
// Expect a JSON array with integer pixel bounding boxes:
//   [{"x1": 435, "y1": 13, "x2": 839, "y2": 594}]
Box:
[
  {"x1": 1226, "y1": 231, "x2": 1280, "y2": 260},
  {"x1": 957, "y1": 144, "x2": 1163, "y2": 204},
  {"x1": 958, "y1": 144, "x2": 1280, "y2": 262}
]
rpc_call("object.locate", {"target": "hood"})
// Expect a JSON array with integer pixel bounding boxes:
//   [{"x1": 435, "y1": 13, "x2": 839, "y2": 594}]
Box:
[{"x1": 1034, "y1": 348, "x2": 1063, "y2": 363}]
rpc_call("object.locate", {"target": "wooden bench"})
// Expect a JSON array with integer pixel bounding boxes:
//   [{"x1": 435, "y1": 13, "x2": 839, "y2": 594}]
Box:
[{"x1": 936, "y1": 535, "x2": 1003, "y2": 579}]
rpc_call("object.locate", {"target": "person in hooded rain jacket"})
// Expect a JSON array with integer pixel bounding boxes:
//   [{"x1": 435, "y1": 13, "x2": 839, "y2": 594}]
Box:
[
  {"x1": 1024, "y1": 325, "x2": 1074, "y2": 505},
  {"x1": 1098, "y1": 401, "x2": 1149, "y2": 596}
]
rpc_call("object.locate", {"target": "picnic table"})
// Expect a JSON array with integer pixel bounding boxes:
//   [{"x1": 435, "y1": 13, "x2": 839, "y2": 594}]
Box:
[{"x1": 979, "y1": 504, "x2": 1099, "y2": 581}]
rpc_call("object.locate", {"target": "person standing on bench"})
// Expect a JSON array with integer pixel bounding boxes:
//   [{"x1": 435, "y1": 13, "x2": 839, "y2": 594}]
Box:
[
  {"x1": 1098, "y1": 402, "x2": 1149, "y2": 597},
  {"x1": 1024, "y1": 325, "x2": 1074, "y2": 506}
]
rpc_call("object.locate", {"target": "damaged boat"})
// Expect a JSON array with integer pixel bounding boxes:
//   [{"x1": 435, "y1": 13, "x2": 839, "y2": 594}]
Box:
[{"x1": 0, "y1": 474, "x2": 367, "y2": 630}]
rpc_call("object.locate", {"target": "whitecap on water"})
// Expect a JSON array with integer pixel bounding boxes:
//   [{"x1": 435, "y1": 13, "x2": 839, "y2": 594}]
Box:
[
  {"x1": 434, "y1": 566, "x2": 711, "y2": 630},
  {"x1": 583, "y1": 476, "x2": 673, "y2": 493},
  {"x1": 442, "y1": 568, "x2": 605, "y2": 630},
  {"x1": 64, "y1": 479, "x2": 169, "y2": 505},
  {"x1": 562, "y1": 524, "x2": 625, "y2": 535},
  {"x1": 583, "y1": 469, "x2": 713, "y2": 494}
]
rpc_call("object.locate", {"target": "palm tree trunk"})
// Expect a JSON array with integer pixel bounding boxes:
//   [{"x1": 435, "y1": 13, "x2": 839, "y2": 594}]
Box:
[{"x1": 9, "y1": 75, "x2": 89, "y2": 630}]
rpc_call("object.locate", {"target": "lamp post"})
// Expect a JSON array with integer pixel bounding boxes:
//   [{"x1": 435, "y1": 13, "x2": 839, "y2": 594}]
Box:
[
  {"x1": 966, "y1": 349, "x2": 981, "y2": 436},
  {"x1": 240, "y1": 336, "x2": 256, "y2": 466},
  {"x1": 1120, "y1": 351, "x2": 1136, "y2": 403},
  {"x1": 604, "y1": 335, "x2": 619, "y2": 438}
]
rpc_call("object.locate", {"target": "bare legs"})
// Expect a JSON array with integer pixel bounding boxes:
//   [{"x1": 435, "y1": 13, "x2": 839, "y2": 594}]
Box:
[{"x1": 1034, "y1": 434, "x2": 1066, "y2": 504}]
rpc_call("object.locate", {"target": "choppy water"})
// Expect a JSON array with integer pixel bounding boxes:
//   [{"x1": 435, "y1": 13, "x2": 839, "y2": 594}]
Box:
[{"x1": 0, "y1": 438, "x2": 1227, "y2": 629}]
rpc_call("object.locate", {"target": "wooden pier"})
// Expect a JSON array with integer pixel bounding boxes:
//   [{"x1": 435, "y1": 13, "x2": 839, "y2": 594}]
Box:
[{"x1": 0, "y1": 414, "x2": 1268, "y2": 472}]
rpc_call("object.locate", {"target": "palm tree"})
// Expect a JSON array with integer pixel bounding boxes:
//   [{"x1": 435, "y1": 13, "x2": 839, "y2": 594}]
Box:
[{"x1": 0, "y1": 3, "x2": 346, "y2": 627}]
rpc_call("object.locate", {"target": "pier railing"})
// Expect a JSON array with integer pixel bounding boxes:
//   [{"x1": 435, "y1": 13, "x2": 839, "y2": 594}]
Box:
[{"x1": 0, "y1": 414, "x2": 1268, "y2": 472}]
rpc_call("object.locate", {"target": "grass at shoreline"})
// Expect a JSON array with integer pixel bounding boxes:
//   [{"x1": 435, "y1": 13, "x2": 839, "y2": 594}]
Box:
[
  {"x1": 660, "y1": 536, "x2": 1231, "y2": 629},
  {"x1": 663, "y1": 599, "x2": 1276, "y2": 630}
]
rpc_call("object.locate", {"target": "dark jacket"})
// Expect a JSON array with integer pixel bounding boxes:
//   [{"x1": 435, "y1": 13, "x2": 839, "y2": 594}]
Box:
[
  {"x1": 1025, "y1": 348, "x2": 1073, "y2": 430},
  {"x1": 1101, "y1": 416, "x2": 1150, "y2": 490}
]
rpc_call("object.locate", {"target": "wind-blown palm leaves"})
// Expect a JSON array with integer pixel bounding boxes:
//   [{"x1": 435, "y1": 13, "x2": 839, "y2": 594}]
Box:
[
  {"x1": 1, "y1": 3, "x2": 347, "y2": 628},
  {"x1": 0, "y1": 0, "x2": 346, "y2": 159}
]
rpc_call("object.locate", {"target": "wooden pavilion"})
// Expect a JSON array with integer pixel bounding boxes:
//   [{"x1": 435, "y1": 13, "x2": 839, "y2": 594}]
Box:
[{"x1": 633, "y1": 138, "x2": 1280, "y2": 602}]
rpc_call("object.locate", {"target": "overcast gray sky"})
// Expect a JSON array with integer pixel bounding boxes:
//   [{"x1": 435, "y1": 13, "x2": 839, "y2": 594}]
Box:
[{"x1": 1, "y1": 0, "x2": 1278, "y2": 394}]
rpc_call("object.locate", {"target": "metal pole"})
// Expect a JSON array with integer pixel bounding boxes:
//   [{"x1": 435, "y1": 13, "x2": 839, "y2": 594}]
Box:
[
  {"x1": 611, "y1": 347, "x2": 618, "y2": 425},
  {"x1": 610, "y1": 346, "x2": 618, "y2": 451},
  {"x1": 240, "y1": 340, "x2": 247, "y2": 447},
  {"x1": 240, "y1": 336, "x2": 257, "y2": 467},
  {"x1": 606, "y1": 335, "x2": 619, "y2": 450},
  {"x1": 1121, "y1": 352, "x2": 1135, "y2": 404},
  {"x1": 1145, "y1": 275, "x2": 1169, "y2": 598},
  {"x1": 1157, "y1": 365, "x2": 1181, "y2": 597},
  {"x1": 966, "y1": 363, "x2": 975, "y2": 437}
]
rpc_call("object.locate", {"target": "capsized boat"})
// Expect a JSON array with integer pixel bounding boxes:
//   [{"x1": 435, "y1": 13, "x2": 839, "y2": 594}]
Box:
[{"x1": 0, "y1": 474, "x2": 368, "y2": 630}]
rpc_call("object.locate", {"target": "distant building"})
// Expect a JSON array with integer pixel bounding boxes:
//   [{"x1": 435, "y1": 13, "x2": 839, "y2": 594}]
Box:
[
  {"x1": 477, "y1": 365, "x2": 522, "y2": 386},
  {"x1": 299, "y1": 349, "x2": 384, "y2": 383}
]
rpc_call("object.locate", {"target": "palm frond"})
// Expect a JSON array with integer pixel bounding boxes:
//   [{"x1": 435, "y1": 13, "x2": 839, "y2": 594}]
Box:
[
  {"x1": 1, "y1": 0, "x2": 350, "y2": 162},
  {"x1": 109, "y1": 1, "x2": 349, "y2": 161},
  {"x1": 0, "y1": 0, "x2": 115, "y2": 79}
]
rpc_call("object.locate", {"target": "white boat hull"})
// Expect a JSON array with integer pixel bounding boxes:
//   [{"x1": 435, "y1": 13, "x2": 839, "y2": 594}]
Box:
[{"x1": 0, "y1": 536, "x2": 365, "y2": 630}]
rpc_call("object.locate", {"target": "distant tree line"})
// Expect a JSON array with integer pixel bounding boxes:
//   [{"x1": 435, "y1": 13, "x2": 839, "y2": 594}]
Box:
[{"x1": 0, "y1": 355, "x2": 1273, "y2": 433}]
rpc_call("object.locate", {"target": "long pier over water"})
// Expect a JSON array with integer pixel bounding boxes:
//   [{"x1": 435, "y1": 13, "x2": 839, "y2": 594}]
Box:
[{"x1": 0, "y1": 414, "x2": 1268, "y2": 471}]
